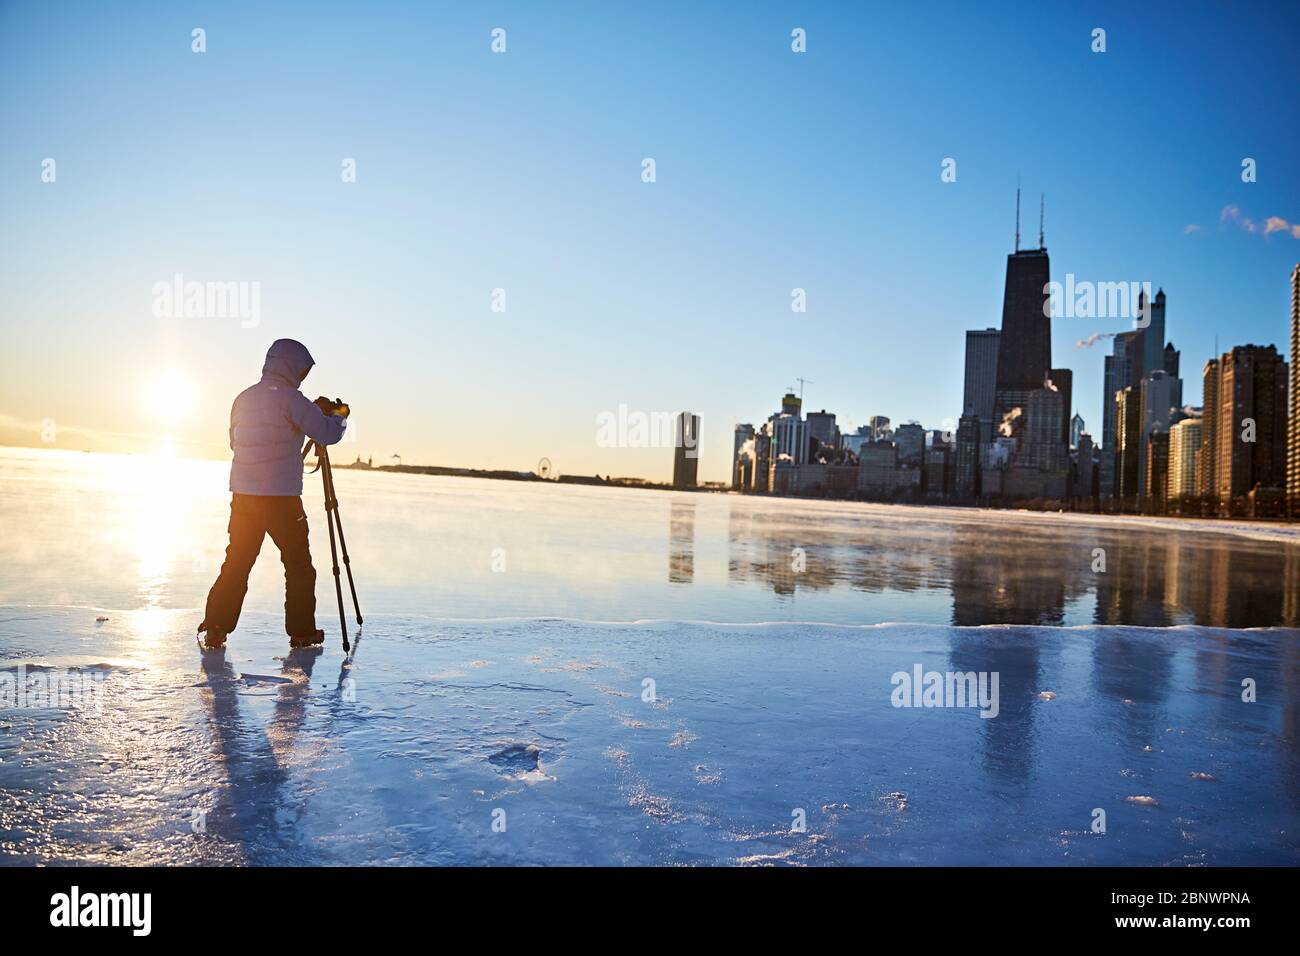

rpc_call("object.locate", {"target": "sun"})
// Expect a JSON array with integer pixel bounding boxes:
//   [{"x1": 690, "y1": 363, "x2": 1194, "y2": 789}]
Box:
[{"x1": 144, "y1": 369, "x2": 196, "y2": 425}]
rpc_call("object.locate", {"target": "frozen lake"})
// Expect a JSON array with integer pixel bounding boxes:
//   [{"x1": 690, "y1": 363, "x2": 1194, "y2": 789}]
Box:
[{"x1": 1, "y1": 447, "x2": 1297, "y2": 865}]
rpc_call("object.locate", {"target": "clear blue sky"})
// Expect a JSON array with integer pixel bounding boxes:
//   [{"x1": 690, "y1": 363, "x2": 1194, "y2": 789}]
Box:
[{"x1": 2, "y1": 0, "x2": 1297, "y2": 481}]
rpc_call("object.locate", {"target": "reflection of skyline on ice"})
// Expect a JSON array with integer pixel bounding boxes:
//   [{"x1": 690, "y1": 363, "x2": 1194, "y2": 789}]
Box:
[{"x1": 725, "y1": 497, "x2": 1300, "y2": 629}]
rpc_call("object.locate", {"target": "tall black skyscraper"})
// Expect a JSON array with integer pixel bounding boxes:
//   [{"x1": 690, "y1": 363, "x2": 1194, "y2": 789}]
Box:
[
  {"x1": 994, "y1": 194, "x2": 1051, "y2": 399},
  {"x1": 989, "y1": 192, "x2": 1070, "y2": 499}
]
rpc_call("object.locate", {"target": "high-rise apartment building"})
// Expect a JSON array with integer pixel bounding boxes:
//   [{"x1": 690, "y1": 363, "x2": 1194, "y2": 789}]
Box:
[
  {"x1": 1198, "y1": 358, "x2": 1220, "y2": 496},
  {"x1": 1115, "y1": 385, "x2": 1143, "y2": 500},
  {"x1": 1202, "y1": 346, "x2": 1289, "y2": 501},
  {"x1": 1144, "y1": 428, "x2": 1170, "y2": 501},
  {"x1": 1289, "y1": 264, "x2": 1300, "y2": 504},
  {"x1": 1168, "y1": 416, "x2": 1202, "y2": 499}
]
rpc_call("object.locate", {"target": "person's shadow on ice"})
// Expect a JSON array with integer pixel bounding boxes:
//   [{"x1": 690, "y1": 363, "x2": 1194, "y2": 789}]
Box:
[{"x1": 197, "y1": 646, "x2": 322, "y2": 863}]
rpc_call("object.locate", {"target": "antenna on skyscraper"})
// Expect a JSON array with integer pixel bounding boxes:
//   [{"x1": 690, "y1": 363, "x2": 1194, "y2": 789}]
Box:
[{"x1": 1038, "y1": 193, "x2": 1045, "y2": 249}]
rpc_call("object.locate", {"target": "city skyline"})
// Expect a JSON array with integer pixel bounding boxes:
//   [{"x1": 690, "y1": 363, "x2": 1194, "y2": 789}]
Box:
[
  {"x1": 728, "y1": 207, "x2": 1294, "y2": 513},
  {"x1": 2, "y1": 2, "x2": 1299, "y2": 483}
]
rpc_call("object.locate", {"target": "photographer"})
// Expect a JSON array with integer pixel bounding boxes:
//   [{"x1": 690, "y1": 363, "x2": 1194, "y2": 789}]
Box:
[{"x1": 197, "y1": 338, "x2": 349, "y2": 651}]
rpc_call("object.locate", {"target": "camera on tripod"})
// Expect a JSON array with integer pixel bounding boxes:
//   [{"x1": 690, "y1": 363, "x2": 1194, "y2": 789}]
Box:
[{"x1": 298, "y1": 408, "x2": 362, "y2": 654}]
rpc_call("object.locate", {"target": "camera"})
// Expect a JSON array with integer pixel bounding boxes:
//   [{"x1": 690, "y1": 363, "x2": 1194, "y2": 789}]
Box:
[{"x1": 314, "y1": 396, "x2": 350, "y2": 418}]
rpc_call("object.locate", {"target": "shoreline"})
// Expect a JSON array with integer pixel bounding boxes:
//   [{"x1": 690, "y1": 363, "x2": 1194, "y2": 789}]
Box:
[
  {"x1": 3, "y1": 444, "x2": 1295, "y2": 536},
  {"x1": 338, "y1": 460, "x2": 1300, "y2": 537}
]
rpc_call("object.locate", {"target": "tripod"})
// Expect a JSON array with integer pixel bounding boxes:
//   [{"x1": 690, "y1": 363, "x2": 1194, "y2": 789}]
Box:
[{"x1": 306, "y1": 440, "x2": 363, "y2": 653}]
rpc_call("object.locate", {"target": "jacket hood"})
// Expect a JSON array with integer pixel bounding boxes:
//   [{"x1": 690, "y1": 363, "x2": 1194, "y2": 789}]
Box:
[{"x1": 261, "y1": 339, "x2": 315, "y2": 387}]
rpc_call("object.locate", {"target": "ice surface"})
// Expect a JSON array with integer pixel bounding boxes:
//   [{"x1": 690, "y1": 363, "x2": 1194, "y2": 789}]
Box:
[
  {"x1": 1, "y1": 448, "x2": 1297, "y2": 865},
  {"x1": 2, "y1": 609, "x2": 1297, "y2": 866}
]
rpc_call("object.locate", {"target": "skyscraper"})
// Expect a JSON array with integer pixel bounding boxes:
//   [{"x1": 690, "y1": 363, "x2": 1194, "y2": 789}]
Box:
[
  {"x1": 1168, "y1": 416, "x2": 1202, "y2": 499},
  {"x1": 752, "y1": 425, "x2": 772, "y2": 492},
  {"x1": 732, "y1": 423, "x2": 755, "y2": 490},
  {"x1": 1163, "y1": 342, "x2": 1183, "y2": 409},
  {"x1": 805, "y1": 410, "x2": 838, "y2": 456},
  {"x1": 1203, "y1": 346, "x2": 1289, "y2": 501},
  {"x1": 1138, "y1": 369, "x2": 1175, "y2": 496},
  {"x1": 1115, "y1": 385, "x2": 1142, "y2": 500},
  {"x1": 1144, "y1": 428, "x2": 1170, "y2": 501},
  {"x1": 1100, "y1": 354, "x2": 1116, "y2": 496},
  {"x1": 1070, "y1": 412, "x2": 1086, "y2": 449},
  {"x1": 1100, "y1": 328, "x2": 1146, "y2": 498},
  {"x1": 986, "y1": 193, "x2": 1073, "y2": 500},
  {"x1": 1163, "y1": 341, "x2": 1181, "y2": 379},
  {"x1": 857, "y1": 440, "x2": 898, "y2": 498},
  {"x1": 1142, "y1": 288, "x2": 1167, "y2": 377},
  {"x1": 954, "y1": 413, "x2": 981, "y2": 498},
  {"x1": 1018, "y1": 386, "x2": 1068, "y2": 471},
  {"x1": 771, "y1": 414, "x2": 808, "y2": 467},
  {"x1": 923, "y1": 442, "x2": 951, "y2": 500},
  {"x1": 1113, "y1": 329, "x2": 1146, "y2": 393},
  {"x1": 1049, "y1": 367, "x2": 1073, "y2": 445},
  {"x1": 894, "y1": 422, "x2": 926, "y2": 467},
  {"x1": 842, "y1": 425, "x2": 872, "y2": 456},
  {"x1": 1197, "y1": 359, "x2": 1220, "y2": 497},
  {"x1": 994, "y1": 247, "x2": 1052, "y2": 397},
  {"x1": 672, "y1": 412, "x2": 700, "y2": 489},
  {"x1": 963, "y1": 328, "x2": 1000, "y2": 443},
  {"x1": 1075, "y1": 432, "x2": 1096, "y2": 500},
  {"x1": 1289, "y1": 264, "x2": 1300, "y2": 505}
]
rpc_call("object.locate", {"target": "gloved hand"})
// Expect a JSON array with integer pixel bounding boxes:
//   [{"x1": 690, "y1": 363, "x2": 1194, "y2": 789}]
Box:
[{"x1": 314, "y1": 396, "x2": 351, "y2": 418}]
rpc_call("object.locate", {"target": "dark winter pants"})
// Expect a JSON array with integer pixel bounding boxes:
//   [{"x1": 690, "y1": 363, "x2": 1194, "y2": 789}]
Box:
[{"x1": 202, "y1": 494, "x2": 317, "y2": 636}]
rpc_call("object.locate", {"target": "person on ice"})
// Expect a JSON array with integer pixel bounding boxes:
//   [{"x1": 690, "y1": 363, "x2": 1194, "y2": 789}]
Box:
[{"x1": 198, "y1": 339, "x2": 348, "y2": 651}]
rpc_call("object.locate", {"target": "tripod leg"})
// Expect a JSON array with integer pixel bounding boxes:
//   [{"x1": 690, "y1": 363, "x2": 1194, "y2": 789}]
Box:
[
  {"x1": 323, "y1": 452, "x2": 363, "y2": 626},
  {"x1": 320, "y1": 449, "x2": 349, "y2": 652}
]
